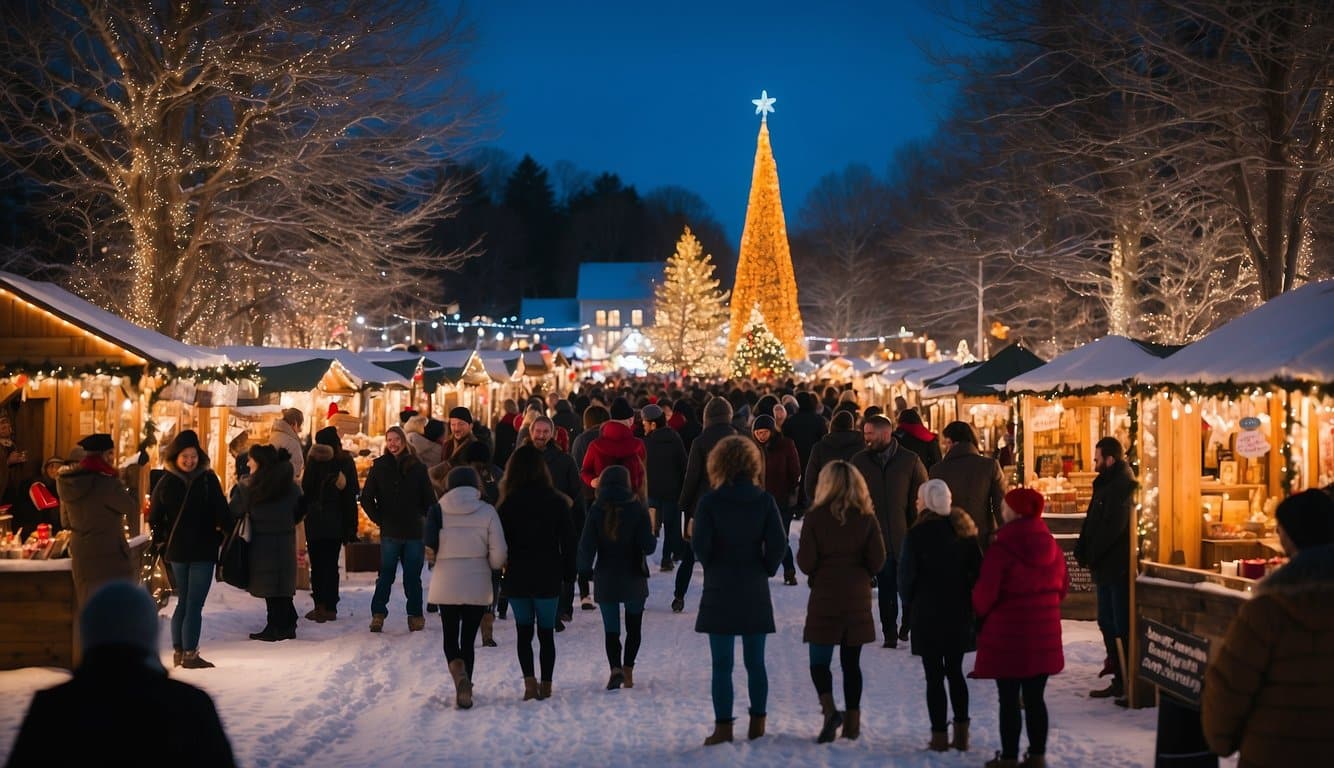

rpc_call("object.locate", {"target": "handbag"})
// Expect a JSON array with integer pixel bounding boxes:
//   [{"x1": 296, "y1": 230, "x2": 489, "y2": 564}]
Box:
[{"x1": 217, "y1": 513, "x2": 251, "y2": 590}]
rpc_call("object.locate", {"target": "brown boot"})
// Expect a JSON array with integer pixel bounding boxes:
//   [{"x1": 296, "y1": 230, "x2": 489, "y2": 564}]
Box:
[
  {"x1": 1021, "y1": 752, "x2": 1046, "y2": 768},
  {"x1": 172, "y1": 647, "x2": 183, "y2": 668},
  {"x1": 180, "y1": 650, "x2": 215, "y2": 669},
  {"x1": 407, "y1": 615, "x2": 425, "y2": 632},
  {"x1": 622, "y1": 666, "x2": 634, "y2": 689},
  {"x1": 747, "y1": 714, "x2": 766, "y2": 740},
  {"x1": 369, "y1": 614, "x2": 385, "y2": 633},
  {"x1": 523, "y1": 676, "x2": 538, "y2": 701},
  {"x1": 537, "y1": 681, "x2": 552, "y2": 700},
  {"x1": 928, "y1": 731, "x2": 950, "y2": 751},
  {"x1": 817, "y1": 692, "x2": 843, "y2": 743},
  {"x1": 480, "y1": 612, "x2": 497, "y2": 647},
  {"x1": 951, "y1": 718, "x2": 970, "y2": 751},
  {"x1": 703, "y1": 721, "x2": 733, "y2": 746},
  {"x1": 842, "y1": 709, "x2": 861, "y2": 740},
  {"x1": 449, "y1": 659, "x2": 473, "y2": 709},
  {"x1": 305, "y1": 605, "x2": 329, "y2": 623}
]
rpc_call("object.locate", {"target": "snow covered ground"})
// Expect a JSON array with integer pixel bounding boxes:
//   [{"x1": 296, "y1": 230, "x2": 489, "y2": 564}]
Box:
[{"x1": 1, "y1": 526, "x2": 1232, "y2": 768}]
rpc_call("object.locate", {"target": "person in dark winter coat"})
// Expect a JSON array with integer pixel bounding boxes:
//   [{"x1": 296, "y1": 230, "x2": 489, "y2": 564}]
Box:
[
  {"x1": 893, "y1": 409, "x2": 942, "y2": 470},
  {"x1": 752, "y1": 414, "x2": 801, "y2": 584},
  {"x1": 529, "y1": 416, "x2": 587, "y2": 626},
  {"x1": 972, "y1": 488, "x2": 1068, "y2": 768},
  {"x1": 642, "y1": 403, "x2": 687, "y2": 571},
  {"x1": 849, "y1": 415, "x2": 928, "y2": 647},
  {"x1": 1203, "y1": 489, "x2": 1334, "y2": 767},
  {"x1": 360, "y1": 426, "x2": 434, "y2": 633},
  {"x1": 930, "y1": 421, "x2": 1006, "y2": 550},
  {"x1": 671, "y1": 399, "x2": 702, "y2": 453},
  {"x1": 797, "y1": 460, "x2": 886, "y2": 744},
  {"x1": 301, "y1": 426, "x2": 360, "y2": 623},
  {"x1": 5, "y1": 580, "x2": 236, "y2": 768},
  {"x1": 58, "y1": 433, "x2": 137, "y2": 611},
  {"x1": 899, "y1": 479, "x2": 982, "y2": 752},
  {"x1": 803, "y1": 410, "x2": 863, "y2": 502},
  {"x1": 497, "y1": 445, "x2": 576, "y2": 701},
  {"x1": 672, "y1": 396, "x2": 738, "y2": 611},
  {"x1": 577, "y1": 465, "x2": 656, "y2": 691},
  {"x1": 147, "y1": 430, "x2": 231, "y2": 669},
  {"x1": 1073, "y1": 436, "x2": 1136, "y2": 701},
  {"x1": 230, "y1": 444, "x2": 304, "y2": 642},
  {"x1": 693, "y1": 436, "x2": 787, "y2": 746},
  {"x1": 784, "y1": 391, "x2": 828, "y2": 475},
  {"x1": 568, "y1": 405, "x2": 609, "y2": 613},
  {"x1": 493, "y1": 400, "x2": 520, "y2": 469},
  {"x1": 552, "y1": 398, "x2": 582, "y2": 442}
]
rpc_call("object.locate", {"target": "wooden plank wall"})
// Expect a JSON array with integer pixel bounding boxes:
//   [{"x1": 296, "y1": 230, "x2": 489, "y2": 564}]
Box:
[{"x1": 0, "y1": 570, "x2": 76, "y2": 670}]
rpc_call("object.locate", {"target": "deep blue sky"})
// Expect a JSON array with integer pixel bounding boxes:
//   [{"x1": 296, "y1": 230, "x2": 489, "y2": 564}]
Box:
[{"x1": 462, "y1": 1, "x2": 979, "y2": 246}]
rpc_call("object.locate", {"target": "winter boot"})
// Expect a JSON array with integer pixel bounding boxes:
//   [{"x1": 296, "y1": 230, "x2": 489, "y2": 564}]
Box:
[
  {"x1": 928, "y1": 731, "x2": 950, "y2": 752},
  {"x1": 622, "y1": 666, "x2": 634, "y2": 689},
  {"x1": 181, "y1": 650, "x2": 215, "y2": 669},
  {"x1": 523, "y1": 676, "x2": 539, "y2": 701},
  {"x1": 407, "y1": 615, "x2": 425, "y2": 632},
  {"x1": 449, "y1": 659, "x2": 473, "y2": 709},
  {"x1": 369, "y1": 614, "x2": 385, "y2": 633},
  {"x1": 581, "y1": 595, "x2": 596, "y2": 611},
  {"x1": 951, "y1": 718, "x2": 970, "y2": 751},
  {"x1": 783, "y1": 570, "x2": 798, "y2": 586},
  {"x1": 817, "y1": 692, "x2": 844, "y2": 744},
  {"x1": 323, "y1": 606, "x2": 337, "y2": 621},
  {"x1": 1090, "y1": 679, "x2": 1123, "y2": 698},
  {"x1": 671, "y1": 597, "x2": 685, "y2": 613},
  {"x1": 747, "y1": 714, "x2": 766, "y2": 740},
  {"x1": 898, "y1": 622, "x2": 911, "y2": 641},
  {"x1": 481, "y1": 612, "x2": 497, "y2": 647},
  {"x1": 984, "y1": 754, "x2": 1021, "y2": 768},
  {"x1": 606, "y1": 667, "x2": 625, "y2": 690},
  {"x1": 703, "y1": 721, "x2": 734, "y2": 746},
  {"x1": 537, "y1": 681, "x2": 552, "y2": 700},
  {"x1": 1021, "y1": 752, "x2": 1046, "y2": 768},
  {"x1": 172, "y1": 646, "x2": 183, "y2": 668},
  {"x1": 305, "y1": 605, "x2": 328, "y2": 623},
  {"x1": 842, "y1": 709, "x2": 861, "y2": 740}
]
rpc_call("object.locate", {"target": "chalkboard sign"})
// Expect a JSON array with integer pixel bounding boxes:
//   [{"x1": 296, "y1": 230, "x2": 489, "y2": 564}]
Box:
[
  {"x1": 1063, "y1": 550, "x2": 1095, "y2": 593},
  {"x1": 1139, "y1": 618, "x2": 1211, "y2": 705}
]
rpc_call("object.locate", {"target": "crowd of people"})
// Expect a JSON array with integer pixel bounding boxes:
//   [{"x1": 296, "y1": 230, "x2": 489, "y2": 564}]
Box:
[{"x1": 5, "y1": 377, "x2": 1334, "y2": 768}]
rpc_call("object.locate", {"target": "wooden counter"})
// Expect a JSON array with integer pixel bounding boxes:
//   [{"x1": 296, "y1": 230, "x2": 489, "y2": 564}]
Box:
[{"x1": 0, "y1": 559, "x2": 76, "y2": 671}]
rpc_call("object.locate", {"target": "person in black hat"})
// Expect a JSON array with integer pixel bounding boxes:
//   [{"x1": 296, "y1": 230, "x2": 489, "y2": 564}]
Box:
[
  {"x1": 442, "y1": 406, "x2": 477, "y2": 466},
  {"x1": 301, "y1": 426, "x2": 360, "y2": 623},
  {"x1": 58, "y1": 434, "x2": 137, "y2": 609}
]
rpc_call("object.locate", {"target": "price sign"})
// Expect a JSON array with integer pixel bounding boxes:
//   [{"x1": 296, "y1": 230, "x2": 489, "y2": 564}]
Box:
[
  {"x1": 1139, "y1": 619, "x2": 1210, "y2": 705},
  {"x1": 1235, "y1": 429, "x2": 1270, "y2": 459}
]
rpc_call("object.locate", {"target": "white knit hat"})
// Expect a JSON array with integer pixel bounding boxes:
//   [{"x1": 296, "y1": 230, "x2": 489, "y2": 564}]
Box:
[{"x1": 919, "y1": 479, "x2": 952, "y2": 516}]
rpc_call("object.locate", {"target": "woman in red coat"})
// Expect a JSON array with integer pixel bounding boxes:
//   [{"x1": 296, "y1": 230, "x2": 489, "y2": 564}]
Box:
[{"x1": 971, "y1": 488, "x2": 1068, "y2": 768}]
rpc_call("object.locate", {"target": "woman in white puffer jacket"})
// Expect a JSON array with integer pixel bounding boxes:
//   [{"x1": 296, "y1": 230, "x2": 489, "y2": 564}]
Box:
[{"x1": 426, "y1": 466, "x2": 507, "y2": 709}]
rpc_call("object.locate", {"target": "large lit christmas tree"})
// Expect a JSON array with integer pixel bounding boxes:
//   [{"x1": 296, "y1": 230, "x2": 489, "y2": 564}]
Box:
[
  {"x1": 731, "y1": 306, "x2": 793, "y2": 380},
  {"x1": 728, "y1": 90, "x2": 806, "y2": 361},
  {"x1": 645, "y1": 227, "x2": 731, "y2": 376}
]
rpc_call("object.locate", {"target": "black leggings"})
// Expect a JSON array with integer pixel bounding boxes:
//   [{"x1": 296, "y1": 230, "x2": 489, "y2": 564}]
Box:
[
  {"x1": 440, "y1": 605, "x2": 485, "y2": 678},
  {"x1": 921, "y1": 653, "x2": 969, "y2": 732},
  {"x1": 604, "y1": 611, "x2": 643, "y2": 670},
  {"x1": 997, "y1": 675, "x2": 1049, "y2": 759},
  {"x1": 517, "y1": 624, "x2": 557, "y2": 682},
  {"x1": 809, "y1": 644, "x2": 864, "y2": 711}
]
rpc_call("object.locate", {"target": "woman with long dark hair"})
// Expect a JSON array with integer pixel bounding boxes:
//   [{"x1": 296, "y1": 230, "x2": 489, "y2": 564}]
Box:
[
  {"x1": 230, "y1": 444, "x2": 304, "y2": 642},
  {"x1": 496, "y1": 444, "x2": 576, "y2": 700},
  {"x1": 576, "y1": 464, "x2": 655, "y2": 691}
]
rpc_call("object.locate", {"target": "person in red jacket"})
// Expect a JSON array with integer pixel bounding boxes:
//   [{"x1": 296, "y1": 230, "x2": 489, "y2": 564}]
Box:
[
  {"x1": 580, "y1": 397, "x2": 647, "y2": 501},
  {"x1": 971, "y1": 487, "x2": 1068, "y2": 768}
]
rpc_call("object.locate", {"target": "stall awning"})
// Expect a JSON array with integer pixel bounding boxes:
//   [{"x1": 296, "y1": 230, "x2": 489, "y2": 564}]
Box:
[
  {"x1": 478, "y1": 351, "x2": 524, "y2": 382},
  {"x1": 1007, "y1": 336, "x2": 1182, "y2": 396},
  {"x1": 922, "y1": 344, "x2": 1045, "y2": 399},
  {"x1": 904, "y1": 359, "x2": 968, "y2": 391},
  {"x1": 362, "y1": 353, "x2": 450, "y2": 390}
]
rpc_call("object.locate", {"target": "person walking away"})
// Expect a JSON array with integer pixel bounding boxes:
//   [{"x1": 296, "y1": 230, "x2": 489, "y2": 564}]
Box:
[
  {"x1": 973, "y1": 488, "x2": 1068, "y2": 768},
  {"x1": 642, "y1": 403, "x2": 687, "y2": 571},
  {"x1": 426, "y1": 467, "x2": 507, "y2": 709},
  {"x1": 496, "y1": 445, "x2": 575, "y2": 701},
  {"x1": 404, "y1": 415, "x2": 445, "y2": 468},
  {"x1": 850, "y1": 415, "x2": 928, "y2": 648},
  {"x1": 5, "y1": 580, "x2": 237, "y2": 768},
  {"x1": 694, "y1": 436, "x2": 787, "y2": 745},
  {"x1": 899, "y1": 479, "x2": 982, "y2": 752},
  {"x1": 147, "y1": 430, "x2": 230, "y2": 668},
  {"x1": 930, "y1": 421, "x2": 1006, "y2": 551},
  {"x1": 803, "y1": 410, "x2": 861, "y2": 507},
  {"x1": 552, "y1": 398, "x2": 581, "y2": 446},
  {"x1": 893, "y1": 409, "x2": 941, "y2": 470},
  {"x1": 784, "y1": 391, "x2": 828, "y2": 519},
  {"x1": 797, "y1": 460, "x2": 886, "y2": 743},
  {"x1": 360, "y1": 426, "x2": 434, "y2": 633},
  {"x1": 671, "y1": 398, "x2": 702, "y2": 453},
  {"x1": 58, "y1": 433, "x2": 136, "y2": 610},
  {"x1": 493, "y1": 399, "x2": 520, "y2": 469},
  {"x1": 751, "y1": 414, "x2": 801, "y2": 585},
  {"x1": 530, "y1": 416, "x2": 584, "y2": 633},
  {"x1": 673, "y1": 396, "x2": 738, "y2": 612},
  {"x1": 301, "y1": 426, "x2": 359, "y2": 623},
  {"x1": 269, "y1": 408, "x2": 305, "y2": 479},
  {"x1": 580, "y1": 396, "x2": 647, "y2": 501},
  {"x1": 577, "y1": 464, "x2": 656, "y2": 691},
  {"x1": 231, "y1": 445, "x2": 304, "y2": 641},
  {"x1": 1202, "y1": 489, "x2": 1334, "y2": 766},
  {"x1": 568, "y1": 404, "x2": 610, "y2": 616},
  {"x1": 458, "y1": 440, "x2": 505, "y2": 645},
  {"x1": 1073, "y1": 436, "x2": 1136, "y2": 702}
]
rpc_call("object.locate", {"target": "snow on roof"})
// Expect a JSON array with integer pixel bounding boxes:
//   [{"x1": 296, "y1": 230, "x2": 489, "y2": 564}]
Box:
[
  {"x1": 520, "y1": 298, "x2": 582, "y2": 327},
  {"x1": 477, "y1": 350, "x2": 523, "y2": 381},
  {"x1": 1007, "y1": 336, "x2": 1182, "y2": 396},
  {"x1": 215, "y1": 346, "x2": 331, "y2": 368},
  {"x1": 1136, "y1": 279, "x2": 1334, "y2": 387},
  {"x1": 924, "y1": 344, "x2": 1045, "y2": 399},
  {"x1": 576, "y1": 262, "x2": 663, "y2": 301},
  {"x1": 334, "y1": 351, "x2": 409, "y2": 387},
  {"x1": 920, "y1": 362, "x2": 981, "y2": 398},
  {"x1": 903, "y1": 359, "x2": 967, "y2": 390},
  {"x1": 0, "y1": 271, "x2": 226, "y2": 369}
]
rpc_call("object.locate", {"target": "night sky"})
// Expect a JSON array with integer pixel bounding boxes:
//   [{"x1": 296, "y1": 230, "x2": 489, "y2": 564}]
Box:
[{"x1": 463, "y1": 1, "x2": 980, "y2": 244}]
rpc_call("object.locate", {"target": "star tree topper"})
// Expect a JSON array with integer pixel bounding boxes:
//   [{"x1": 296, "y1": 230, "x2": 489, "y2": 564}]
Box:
[{"x1": 752, "y1": 89, "x2": 776, "y2": 121}]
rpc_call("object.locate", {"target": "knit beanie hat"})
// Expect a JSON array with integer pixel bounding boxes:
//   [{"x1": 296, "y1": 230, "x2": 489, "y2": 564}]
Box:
[
  {"x1": 80, "y1": 580, "x2": 160, "y2": 662},
  {"x1": 751, "y1": 415, "x2": 776, "y2": 434},
  {"x1": 1004, "y1": 487, "x2": 1045, "y2": 519},
  {"x1": 919, "y1": 479, "x2": 952, "y2": 516},
  {"x1": 609, "y1": 396, "x2": 635, "y2": 421},
  {"x1": 448, "y1": 406, "x2": 473, "y2": 424},
  {"x1": 315, "y1": 426, "x2": 341, "y2": 449},
  {"x1": 423, "y1": 418, "x2": 446, "y2": 442},
  {"x1": 641, "y1": 404, "x2": 664, "y2": 422},
  {"x1": 703, "y1": 396, "x2": 733, "y2": 425},
  {"x1": 1275, "y1": 489, "x2": 1334, "y2": 551}
]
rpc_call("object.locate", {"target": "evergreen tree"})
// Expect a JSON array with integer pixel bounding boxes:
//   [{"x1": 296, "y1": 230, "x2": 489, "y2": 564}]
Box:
[
  {"x1": 730, "y1": 306, "x2": 793, "y2": 380},
  {"x1": 645, "y1": 227, "x2": 730, "y2": 376}
]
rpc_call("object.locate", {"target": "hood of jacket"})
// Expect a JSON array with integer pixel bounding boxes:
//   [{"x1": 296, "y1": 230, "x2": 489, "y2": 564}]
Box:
[
  {"x1": 164, "y1": 462, "x2": 208, "y2": 484},
  {"x1": 596, "y1": 421, "x2": 642, "y2": 460},
  {"x1": 943, "y1": 442, "x2": 983, "y2": 462},
  {"x1": 992, "y1": 515, "x2": 1063, "y2": 569},
  {"x1": 1257, "y1": 544, "x2": 1334, "y2": 631},
  {"x1": 820, "y1": 429, "x2": 865, "y2": 452},
  {"x1": 555, "y1": 399, "x2": 574, "y2": 414},
  {"x1": 440, "y1": 485, "x2": 489, "y2": 516},
  {"x1": 58, "y1": 467, "x2": 109, "y2": 502},
  {"x1": 645, "y1": 427, "x2": 681, "y2": 449},
  {"x1": 307, "y1": 444, "x2": 336, "y2": 464}
]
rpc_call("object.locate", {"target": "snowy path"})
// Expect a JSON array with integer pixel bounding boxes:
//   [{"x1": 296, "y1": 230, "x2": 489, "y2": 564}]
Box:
[{"x1": 1, "y1": 525, "x2": 1228, "y2": 767}]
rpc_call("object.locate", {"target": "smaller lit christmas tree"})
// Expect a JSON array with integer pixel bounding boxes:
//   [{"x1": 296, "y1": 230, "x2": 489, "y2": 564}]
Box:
[
  {"x1": 645, "y1": 227, "x2": 730, "y2": 376},
  {"x1": 730, "y1": 306, "x2": 793, "y2": 380}
]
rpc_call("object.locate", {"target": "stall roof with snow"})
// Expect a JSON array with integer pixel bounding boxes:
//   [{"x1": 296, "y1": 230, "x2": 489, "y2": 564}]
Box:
[
  {"x1": 905, "y1": 359, "x2": 969, "y2": 392},
  {"x1": 1006, "y1": 336, "x2": 1182, "y2": 396},
  {"x1": 476, "y1": 350, "x2": 524, "y2": 382},
  {"x1": 214, "y1": 346, "x2": 364, "y2": 394},
  {"x1": 922, "y1": 343, "x2": 1045, "y2": 399}
]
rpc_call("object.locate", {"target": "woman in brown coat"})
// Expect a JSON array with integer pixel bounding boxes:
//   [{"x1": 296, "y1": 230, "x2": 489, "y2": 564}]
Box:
[
  {"x1": 929, "y1": 421, "x2": 1006, "y2": 549},
  {"x1": 796, "y1": 460, "x2": 887, "y2": 744}
]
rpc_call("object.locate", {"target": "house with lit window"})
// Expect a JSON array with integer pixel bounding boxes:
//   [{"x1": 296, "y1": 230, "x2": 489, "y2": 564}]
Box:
[
  {"x1": 575, "y1": 262, "x2": 662, "y2": 369},
  {"x1": 517, "y1": 298, "x2": 583, "y2": 350}
]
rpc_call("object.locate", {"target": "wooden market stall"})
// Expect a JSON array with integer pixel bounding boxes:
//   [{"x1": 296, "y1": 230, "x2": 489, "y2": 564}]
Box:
[
  {"x1": 423, "y1": 350, "x2": 491, "y2": 424},
  {"x1": 919, "y1": 343, "x2": 1045, "y2": 457},
  {"x1": 1127, "y1": 279, "x2": 1334, "y2": 710},
  {"x1": 901, "y1": 358, "x2": 968, "y2": 416},
  {"x1": 477, "y1": 350, "x2": 527, "y2": 424}
]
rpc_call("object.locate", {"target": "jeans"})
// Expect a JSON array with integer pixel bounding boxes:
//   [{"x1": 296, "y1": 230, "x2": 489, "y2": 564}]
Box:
[
  {"x1": 307, "y1": 537, "x2": 343, "y2": 610},
  {"x1": 708, "y1": 633, "x2": 768, "y2": 722},
  {"x1": 600, "y1": 599, "x2": 645, "y2": 670},
  {"x1": 650, "y1": 497, "x2": 681, "y2": 565},
  {"x1": 440, "y1": 604, "x2": 486, "y2": 678},
  {"x1": 511, "y1": 598, "x2": 560, "y2": 681},
  {"x1": 168, "y1": 561, "x2": 216, "y2": 651},
  {"x1": 509, "y1": 597, "x2": 559, "y2": 629},
  {"x1": 877, "y1": 552, "x2": 898, "y2": 634},
  {"x1": 809, "y1": 643, "x2": 864, "y2": 711},
  {"x1": 997, "y1": 675, "x2": 1049, "y2": 759},
  {"x1": 922, "y1": 653, "x2": 969, "y2": 732},
  {"x1": 1097, "y1": 579, "x2": 1130, "y2": 677},
  {"x1": 370, "y1": 536, "x2": 425, "y2": 617}
]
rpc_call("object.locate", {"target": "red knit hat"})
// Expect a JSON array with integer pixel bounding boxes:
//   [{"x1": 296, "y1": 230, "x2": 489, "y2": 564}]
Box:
[{"x1": 1004, "y1": 487, "x2": 1045, "y2": 518}]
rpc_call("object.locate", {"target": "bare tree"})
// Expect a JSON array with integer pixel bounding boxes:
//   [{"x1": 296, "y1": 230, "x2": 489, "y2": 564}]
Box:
[{"x1": 0, "y1": 0, "x2": 482, "y2": 343}]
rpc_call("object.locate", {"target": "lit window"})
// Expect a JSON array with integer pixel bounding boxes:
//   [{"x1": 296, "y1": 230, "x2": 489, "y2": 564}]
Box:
[
  {"x1": 607, "y1": 329, "x2": 622, "y2": 346},
  {"x1": 595, "y1": 310, "x2": 606, "y2": 327},
  {"x1": 631, "y1": 309, "x2": 643, "y2": 326},
  {"x1": 608, "y1": 310, "x2": 621, "y2": 327}
]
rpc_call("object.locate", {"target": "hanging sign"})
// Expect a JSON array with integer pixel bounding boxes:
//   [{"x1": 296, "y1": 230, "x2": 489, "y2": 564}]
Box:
[
  {"x1": 1235, "y1": 423, "x2": 1270, "y2": 460},
  {"x1": 1029, "y1": 406, "x2": 1062, "y2": 433}
]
